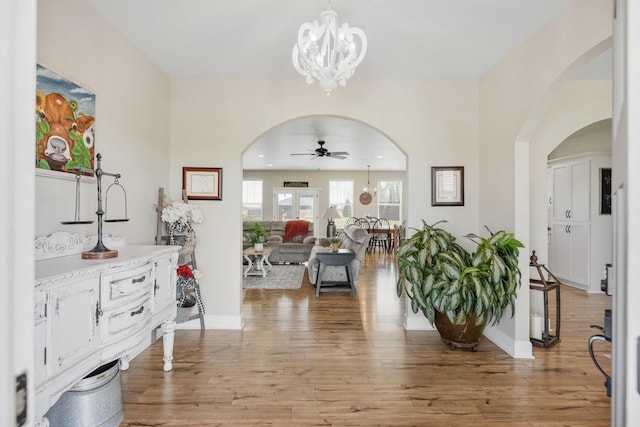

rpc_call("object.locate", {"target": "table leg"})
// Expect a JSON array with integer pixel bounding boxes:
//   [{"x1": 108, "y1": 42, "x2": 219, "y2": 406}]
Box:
[
  {"x1": 346, "y1": 264, "x2": 355, "y2": 296},
  {"x1": 161, "y1": 319, "x2": 176, "y2": 371},
  {"x1": 243, "y1": 254, "x2": 253, "y2": 277},
  {"x1": 316, "y1": 263, "x2": 325, "y2": 297},
  {"x1": 256, "y1": 255, "x2": 265, "y2": 277}
]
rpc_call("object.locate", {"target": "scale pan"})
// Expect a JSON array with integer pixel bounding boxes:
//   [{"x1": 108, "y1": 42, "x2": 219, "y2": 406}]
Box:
[
  {"x1": 104, "y1": 219, "x2": 129, "y2": 223},
  {"x1": 60, "y1": 220, "x2": 94, "y2": 225}
]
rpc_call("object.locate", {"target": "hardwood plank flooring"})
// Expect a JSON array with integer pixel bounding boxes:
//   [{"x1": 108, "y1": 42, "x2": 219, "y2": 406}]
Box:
[{"x1": 120, "y1": 252, "x2": 612, "y2": 426}]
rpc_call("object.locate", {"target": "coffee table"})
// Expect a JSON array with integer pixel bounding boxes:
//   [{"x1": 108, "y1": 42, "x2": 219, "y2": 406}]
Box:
[{"x1": 243, "y1": 246, "x2": 274, "y2": 278}]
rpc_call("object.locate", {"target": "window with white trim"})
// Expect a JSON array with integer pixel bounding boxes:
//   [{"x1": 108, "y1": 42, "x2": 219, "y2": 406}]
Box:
[
  {"x1": 242, "y1": 180, "x2": 263, "y2": 220},
  {"x1": 377, "y1": 180, "x2": 402, "y2": 223},
  {"x1": 329, "y1": 180, "x2": 354, "y2": 228}
]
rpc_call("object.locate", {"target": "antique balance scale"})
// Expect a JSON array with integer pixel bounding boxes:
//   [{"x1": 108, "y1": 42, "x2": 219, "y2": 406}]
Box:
[{"x1": 62, "y1": 153, "x2": 129, "y2": 259}]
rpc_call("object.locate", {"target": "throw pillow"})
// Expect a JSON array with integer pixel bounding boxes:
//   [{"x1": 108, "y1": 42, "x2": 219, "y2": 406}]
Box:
[{"x1": 291, "y1": 235, "x2": 304, "y2": 243}]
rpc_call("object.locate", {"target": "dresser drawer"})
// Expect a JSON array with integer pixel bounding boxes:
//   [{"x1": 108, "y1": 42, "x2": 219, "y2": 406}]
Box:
[
  {"x1": 101, "y1": 263, "x2": 153, "y2": 308},
  {"x1": 100, "y1": 295, "x2": 152, "y2": 344}
]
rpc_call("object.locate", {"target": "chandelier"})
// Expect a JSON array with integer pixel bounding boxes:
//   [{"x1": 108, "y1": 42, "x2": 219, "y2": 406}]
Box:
[{"x1": 292, "y1": 4, "x2": 367, "y2": 95}]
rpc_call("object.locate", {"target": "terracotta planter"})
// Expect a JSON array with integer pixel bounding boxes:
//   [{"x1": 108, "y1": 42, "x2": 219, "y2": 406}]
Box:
[{"x1": 434, "y1": 311, "x2": 486, "y2": 352}]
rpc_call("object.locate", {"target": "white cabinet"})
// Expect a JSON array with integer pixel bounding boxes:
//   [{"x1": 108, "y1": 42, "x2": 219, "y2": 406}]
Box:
[
  {"x1": 548, "y1": 154, "x2": 611, "y2": 291},
  {"x1": 551, "y1": 222, "x2": 589, "y2": 286},
  {"x1": 47, "y1": 277, "x2": 100, "y2": 377},
  {"x1": 34, "y1": 233, "x2": 179, "y2": 425},
  {"x1": 551, "y1": 159, "x2": 590, "y2": 221}
]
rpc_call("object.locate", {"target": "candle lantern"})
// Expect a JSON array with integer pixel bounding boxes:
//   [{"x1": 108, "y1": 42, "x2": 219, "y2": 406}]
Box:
[{"x1": 529, "y1": 250, "x2": 562, "y2": 348}]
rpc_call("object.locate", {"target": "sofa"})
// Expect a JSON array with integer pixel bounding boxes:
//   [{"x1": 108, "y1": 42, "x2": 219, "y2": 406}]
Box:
[
  {"x1": 307, "y1": 224, "x2": 371, "y2": 285},
  {"x1": 242, "y1": 220, "x2": 316, "y2": 264}
]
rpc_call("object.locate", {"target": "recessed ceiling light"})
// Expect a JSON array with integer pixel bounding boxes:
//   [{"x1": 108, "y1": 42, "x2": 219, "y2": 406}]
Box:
[
  {"x1": 258, "y1": 154, "x2": 265, "y2": 158},
  {"x1": 267, "y1": 164, "x2": 273, "y2": 167},
  {"x1": 377, "y1": 155, "x2": 383, "y2": 158}
]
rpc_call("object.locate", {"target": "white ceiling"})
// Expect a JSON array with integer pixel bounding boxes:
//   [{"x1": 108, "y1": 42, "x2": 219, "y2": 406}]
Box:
[{"x1": 87, "y1": 0, "x2": 611, "y2": 171}]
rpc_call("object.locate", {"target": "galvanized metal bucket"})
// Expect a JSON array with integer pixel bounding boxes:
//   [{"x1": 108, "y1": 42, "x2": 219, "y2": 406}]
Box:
[{"x1": 45, "y1": 360, "x2": 124, "y2": 427}]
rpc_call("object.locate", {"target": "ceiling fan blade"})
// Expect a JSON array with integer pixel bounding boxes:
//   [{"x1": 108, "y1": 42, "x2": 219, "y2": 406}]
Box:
[
  {"x1": 329, "y1": 151, "x2": 349, "y2": 156},
  {"x1": 330, "y1": 155, "x2": 348, "y2": 160},
  {"x1": 290, "y1": 153, "x2": 315, "y2": 156}
]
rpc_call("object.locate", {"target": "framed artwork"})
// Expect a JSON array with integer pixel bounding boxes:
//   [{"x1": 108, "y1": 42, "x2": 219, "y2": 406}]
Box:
[
  {"x1": 183, "y1": 167, "x2": 222, "y2": 200},
  {"x1": 600, "y1": 167, "x2": 612, "y2": 215},
  {"x1": 431, "y1": 166, "x2": 464, "y2": 206},
  {"x1": 35, "y1": 64, "x2": 96, "y2": 176}
]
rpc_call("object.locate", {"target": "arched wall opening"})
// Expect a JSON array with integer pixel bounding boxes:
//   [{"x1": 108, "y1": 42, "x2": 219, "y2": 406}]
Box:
[
  {"x1": 240, "y1": 113, "x2": 408, "y2": 301},
  {"x1": 513, "y1": 41, "x2": 612, "y2": 353},
  {"x1": 479, "y1": 0, "x2": 612, "y2": 358}
]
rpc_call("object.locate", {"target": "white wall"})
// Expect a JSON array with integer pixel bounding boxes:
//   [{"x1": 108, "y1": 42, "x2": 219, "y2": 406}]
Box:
[
  {"x1": 35, "y1": 0, "x2": 171, "y2": 244},
  {"x1": 2, "y1": 0, "x2": 36, "y2": 424},
  {"x1": 169, "y1": 78, "x2": 480, "y2": 330}
]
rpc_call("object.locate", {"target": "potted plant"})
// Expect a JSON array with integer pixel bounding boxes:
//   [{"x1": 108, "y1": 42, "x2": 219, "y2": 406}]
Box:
[
  {"x1": 396, "y1": 220, "x2": 523, "y2": 351},
  {"x1": 329, "y1": 236, "x2": 341, "y2": 252},
  {"x1": 246, "y1": 222, "x2": 269, "y2": 251}
]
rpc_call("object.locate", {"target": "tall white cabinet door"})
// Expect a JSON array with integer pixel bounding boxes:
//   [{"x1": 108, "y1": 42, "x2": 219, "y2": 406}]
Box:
[
  {"x1": 552, "y1": 165, "x2": 570, "y2": 220},
  {"x1": 551, "y1": 223, "x2": 571, "y2": 279},
  {"x1": 569, "y1": 161, "x2": 590, "y2": 221},
  {"x1": 550, "y1": 223, "x2": 590, "y2": 288},
  {"x1": 551, "y1": 160, "x2": 590, "y2": 221},
  {"x1": 569, "y1": 223, "x2": 589, "y2": 285}
]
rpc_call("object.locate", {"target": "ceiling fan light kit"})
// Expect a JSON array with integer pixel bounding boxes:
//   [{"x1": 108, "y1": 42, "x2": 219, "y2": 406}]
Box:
[
  {"x1": 290, "y1": 140, "x2": 349, "y2": 160},
  {"x1": 292, "y1": 3, "x2": 367, "y2": 95}
]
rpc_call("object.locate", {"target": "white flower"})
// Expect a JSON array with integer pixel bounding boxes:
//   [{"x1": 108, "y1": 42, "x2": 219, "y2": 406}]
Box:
[
  {"x1": 192, "y1": 269, "x2": 203, "y2": 283},
  {"x1": 161, "y1": 200, "x2": 203, "y2": 225}
]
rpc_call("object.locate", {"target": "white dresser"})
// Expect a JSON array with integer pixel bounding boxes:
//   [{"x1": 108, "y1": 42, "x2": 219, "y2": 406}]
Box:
[{"x1": 34, "y1": 233, "x2": 179, "y2": 425}]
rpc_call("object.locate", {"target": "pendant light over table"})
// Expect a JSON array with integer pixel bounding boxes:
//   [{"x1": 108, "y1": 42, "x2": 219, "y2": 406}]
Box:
[{"x1": 359, "y1": 165, "x2": 374, "y2": 205}]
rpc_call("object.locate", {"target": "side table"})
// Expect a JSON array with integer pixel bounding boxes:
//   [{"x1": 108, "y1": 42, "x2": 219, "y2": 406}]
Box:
[
  {"x1": 315, "y1": 248, "x2": 356, "y2": 297},
  {"x1": 243, "y1": 246, "x2": 273, "y2": 278}
]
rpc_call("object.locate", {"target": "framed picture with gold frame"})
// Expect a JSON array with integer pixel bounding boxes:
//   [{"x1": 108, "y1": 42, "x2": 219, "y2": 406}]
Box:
[
  {"x1": 183, "y1": 167, "x2": 222, "y2": 200},
  {"x1": 431, "y1": 166, "x2": 464, "y2": 206}
]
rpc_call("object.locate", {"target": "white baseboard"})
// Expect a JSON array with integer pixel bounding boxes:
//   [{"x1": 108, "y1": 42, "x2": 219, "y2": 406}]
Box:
[{"x1": 483, "y1": 325, "x2": 533, "y2": 359}]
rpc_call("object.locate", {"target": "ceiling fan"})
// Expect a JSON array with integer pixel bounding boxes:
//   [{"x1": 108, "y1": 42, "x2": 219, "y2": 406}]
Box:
[{"x1": 290, "y1": 140, "x2": 349, "y2": 160}]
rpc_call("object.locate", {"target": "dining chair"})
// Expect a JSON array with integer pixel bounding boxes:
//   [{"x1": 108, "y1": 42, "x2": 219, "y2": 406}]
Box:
[{"x1": 370, "y1": 218, "x2": 391, "y2": 253}]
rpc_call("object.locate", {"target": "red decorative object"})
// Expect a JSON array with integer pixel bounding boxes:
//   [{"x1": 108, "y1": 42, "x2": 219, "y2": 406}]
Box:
[
  {"x1": 283, "y1": 220, "x2": 310, "y2": 242},
  {"x1": 177, "y1": 264, "x2": 194, "y2": 279}
]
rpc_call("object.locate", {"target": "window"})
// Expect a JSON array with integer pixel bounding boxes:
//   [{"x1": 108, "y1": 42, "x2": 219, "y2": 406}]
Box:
[
  {"x1": 242, "y1": 180, "x2": 263, "y2": 220},
  {"x1": 377, "y1": 180, "x2": 402, "y2": 223},
  {"x1": 329, "y1": 180, "x2": 354, "y2": 228}
]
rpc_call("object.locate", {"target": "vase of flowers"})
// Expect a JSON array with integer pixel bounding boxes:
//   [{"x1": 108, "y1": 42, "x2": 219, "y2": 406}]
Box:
[{"x1": 161, "y1": 199, "x2": 203, "y2": 245}]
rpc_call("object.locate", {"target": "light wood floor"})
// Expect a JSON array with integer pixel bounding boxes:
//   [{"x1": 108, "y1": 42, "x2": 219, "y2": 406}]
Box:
[{"x1": 120, "y1": 252, "x2": 612, "y2": 426}]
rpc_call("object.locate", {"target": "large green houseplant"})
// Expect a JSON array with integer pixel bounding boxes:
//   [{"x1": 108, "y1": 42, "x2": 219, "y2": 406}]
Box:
[{"x1": 396, "y1": 220, "x2": 524, "y2": 350}]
